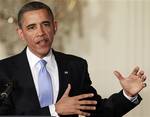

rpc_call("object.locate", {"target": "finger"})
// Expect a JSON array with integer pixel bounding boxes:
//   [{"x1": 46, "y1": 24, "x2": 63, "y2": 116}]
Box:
[
  {"x1": 79, "y1": 100, "x2": 97, "y2": 105},
  {"x1": 76, "y1": 110, "x2": 91, "y2": 116},
  {"x1": 138, "y1": 70, "x2": 144, "y2": 78},
  {"x1": 142, "y1": 83, "x2": 147, "y2": 88},
  {"x1": 75, "y1": 93, "x2": 94, "y2": 100},
  {"x1": 62, "y1": 84, "x2": 71, "y2": 97},
  {"x1": 113, "y1": 71, "x2": 124, "y2": 81},
  {"x1": 141, "y1": 75, "x2": 147, "y2": 82},
  {"x1": 131, "y1": 66, "x2": 139, "y2": 75},
  {"x1": 77, "y1": 105, "x2": 96, "y2": 111}
]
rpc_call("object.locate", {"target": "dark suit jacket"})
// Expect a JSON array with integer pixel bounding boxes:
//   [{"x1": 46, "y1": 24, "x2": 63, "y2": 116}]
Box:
[{"x1": 0, "y1": 48, "x2": 142, "y2": 117}]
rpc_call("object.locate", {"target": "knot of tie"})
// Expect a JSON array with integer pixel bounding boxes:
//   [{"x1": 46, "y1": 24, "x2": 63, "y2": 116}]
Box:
[{"x1": 39, "y1": 59, "x2": 47, "y2": 68}]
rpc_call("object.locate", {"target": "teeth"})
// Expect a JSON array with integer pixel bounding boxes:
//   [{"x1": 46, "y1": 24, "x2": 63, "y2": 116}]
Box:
[
  {"x1": 41, "y1": 39, "x2": 47, "y2": 42},
  {"x1": 40, "y1": 40, "x2": 45, "y2": 43},
  {"x1": 38, "y1": 39, "x2": 47, "y2": 45}
]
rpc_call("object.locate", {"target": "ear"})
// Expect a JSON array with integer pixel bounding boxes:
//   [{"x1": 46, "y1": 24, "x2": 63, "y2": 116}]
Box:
[
  {"x1": 53, "y1": 20, "x2": 58, "y2": 34},
  {"x1": 16, "y1": 27, "x2": 25, "y2": 41}
]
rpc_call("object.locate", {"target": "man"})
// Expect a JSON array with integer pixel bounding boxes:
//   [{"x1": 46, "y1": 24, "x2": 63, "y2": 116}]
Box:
[{"x1": 0, "y1": 1, "x2": 147, "y2": 117}]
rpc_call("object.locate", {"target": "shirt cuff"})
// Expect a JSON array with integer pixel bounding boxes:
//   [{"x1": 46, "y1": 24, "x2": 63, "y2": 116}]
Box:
[
  {"x1": 123, "y1": 90, "x2": 138, "y2": 102},
  {"x1": 49, "y1": 104, "x2": 59, "y2": 117}
]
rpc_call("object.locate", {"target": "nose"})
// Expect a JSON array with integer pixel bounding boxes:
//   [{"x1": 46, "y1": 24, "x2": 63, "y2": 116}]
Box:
[{"x1": 37, "y1": 26, "x2": 45, "y2": 36}]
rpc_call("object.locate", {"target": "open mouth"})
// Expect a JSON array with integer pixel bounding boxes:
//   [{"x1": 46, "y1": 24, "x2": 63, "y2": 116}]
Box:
[{"x1": 37, "y1": 39, "x2": 48, "y2": 46}]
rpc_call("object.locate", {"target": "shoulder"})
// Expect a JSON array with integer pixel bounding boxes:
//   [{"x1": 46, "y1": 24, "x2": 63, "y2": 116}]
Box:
[
  {"x1": 0, "y1": 54, "x2": 21, "y2": 82},
  {"x1": 0, "y1": 48, "x2": 26, "y2": 64},
  {"x1": 0, "y1": 55, "x2": 18, "y2": 65},
  {"x1": 53, "y1": 50, "x2": 87, "y2": 65},
  {"x1": 0, "y1": 48, "x2": 26, "y2": 69},
  {"x1": 0, "y1": 54, "x2": 21, "y2": 65}
]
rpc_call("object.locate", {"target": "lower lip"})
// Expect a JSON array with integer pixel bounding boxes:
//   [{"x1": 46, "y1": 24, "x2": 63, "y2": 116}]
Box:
[{"x1": 38, "y1": 40, "x2": 48, "y2": 46}]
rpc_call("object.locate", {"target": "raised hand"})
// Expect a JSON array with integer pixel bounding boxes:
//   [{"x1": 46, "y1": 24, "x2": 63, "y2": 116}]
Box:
[
  {"x1": 55, "y1": 84, "x2": 97, "y2": 116},
  {"x1": 114, "y1": 66, "x2": 147, "y2": 97}
]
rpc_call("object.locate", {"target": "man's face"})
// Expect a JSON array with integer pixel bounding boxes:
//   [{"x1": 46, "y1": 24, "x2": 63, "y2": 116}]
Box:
[{"x1": 17, "y1": 9, "x2": 57, "y2": 58}]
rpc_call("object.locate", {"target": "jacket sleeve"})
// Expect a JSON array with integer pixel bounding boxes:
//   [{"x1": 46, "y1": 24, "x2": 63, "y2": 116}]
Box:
[{"x1": 70, "y1": 59, "x2": 142, "y2": 117}]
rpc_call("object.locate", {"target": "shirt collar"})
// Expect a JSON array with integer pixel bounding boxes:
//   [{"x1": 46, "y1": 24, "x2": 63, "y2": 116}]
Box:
[{"x1": 26, "y1": 47, "x2": 53, "y2": 69}]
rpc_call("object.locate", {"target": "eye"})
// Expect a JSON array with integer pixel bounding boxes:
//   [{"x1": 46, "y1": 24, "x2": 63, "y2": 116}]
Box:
[
  {"x1": 27, "y1": 26, "x2": 35, "y2": 30},
  {"x1": 26, "y1": 24, "x2": 36, "y2": 31},
  {"x1": 43, "y1": 22, "x2": 51, "y2": 27}
]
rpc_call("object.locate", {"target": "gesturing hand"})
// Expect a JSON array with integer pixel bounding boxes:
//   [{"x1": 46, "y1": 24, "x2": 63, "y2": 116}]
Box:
[
  {"x1": 114, "y1": 66, "x2": 147, "y2": 97},
  {"x1": 55, "y1": 84, "x2": 97, "y2": 116}
]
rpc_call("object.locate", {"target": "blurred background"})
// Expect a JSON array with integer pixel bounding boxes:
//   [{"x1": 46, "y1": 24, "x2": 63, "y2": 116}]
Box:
[{"x1": 0, "y1": 0, "x2": 150, "y2": 116}]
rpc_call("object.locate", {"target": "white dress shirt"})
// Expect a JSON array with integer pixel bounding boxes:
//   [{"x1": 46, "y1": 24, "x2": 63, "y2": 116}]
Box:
[{"x1": 26, "y1": 47, "x2": 59, "y2": 116}]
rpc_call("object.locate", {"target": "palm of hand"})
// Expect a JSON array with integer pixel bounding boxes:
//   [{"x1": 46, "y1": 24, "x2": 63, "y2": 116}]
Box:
[
  {"x1": 120, "y1": 74, "x2": 144, "y2": 97},
  {"x1": 114, "y1": 66, "x2": 146, "y2": 97}
]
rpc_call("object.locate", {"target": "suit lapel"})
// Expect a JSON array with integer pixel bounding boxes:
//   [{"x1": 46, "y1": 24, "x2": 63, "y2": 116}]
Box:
[
  {"x1": 53, "y1": 50, "x2": 71, "y2": 101},
  {"x1": 13, "y1": 49, "x2": 41, "y2": 111}
]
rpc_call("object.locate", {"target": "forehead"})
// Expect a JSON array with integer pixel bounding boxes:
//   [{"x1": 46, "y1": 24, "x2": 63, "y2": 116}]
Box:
[{"x1": 21, "y1": 9, "x2": 52, "y2": 26}]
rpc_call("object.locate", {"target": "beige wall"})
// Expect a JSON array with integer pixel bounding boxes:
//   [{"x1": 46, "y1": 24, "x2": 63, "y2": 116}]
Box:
[{"x1": 0, "y1": 0, "x2": 150, "y2": 117}]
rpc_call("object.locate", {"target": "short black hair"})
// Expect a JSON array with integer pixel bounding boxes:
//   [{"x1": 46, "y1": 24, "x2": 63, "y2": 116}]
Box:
[{"x1": 18, "y1": 1, "x2": 54, "y2": 28}]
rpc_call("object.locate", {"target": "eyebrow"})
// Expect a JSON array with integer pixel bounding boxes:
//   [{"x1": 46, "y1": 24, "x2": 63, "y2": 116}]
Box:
[
  {"x1": 41, "y1": 21, "x2": 51, "y2": 24},
  {"x1": 26, "y1": 21, "x2": 51, "y2": 28},
  {"x1": 26, "y1": 23, "x2": 36, "y2": 29}
]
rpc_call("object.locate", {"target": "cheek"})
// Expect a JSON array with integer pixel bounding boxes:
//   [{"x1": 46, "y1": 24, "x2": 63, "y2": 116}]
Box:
[
  {"x1": 47, "y1": 30, "x2": 55, "y2": 39},
  {"x1": 27, "y1": 39, "x2": 34, "y2": 45},
  {"x1": 24, "y1": 35, "x2": 35, "y2": 45},
  {"x1": 46, "y1": 27, "x2": 55, "y2": 34}
]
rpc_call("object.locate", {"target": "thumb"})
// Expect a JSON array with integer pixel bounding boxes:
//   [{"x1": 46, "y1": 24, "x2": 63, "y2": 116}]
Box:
[
  {"x1": 113, "y1": 71, "x2": 124, "y2": 81},
  {"x1": 62, "y1": 84, "x2": 71, "y2": 98}
]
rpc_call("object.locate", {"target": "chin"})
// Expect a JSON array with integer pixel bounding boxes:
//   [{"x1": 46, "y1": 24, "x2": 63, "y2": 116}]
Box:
[{"x1": 41, "y1": 49, "x2": 50, "y2": 55}]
